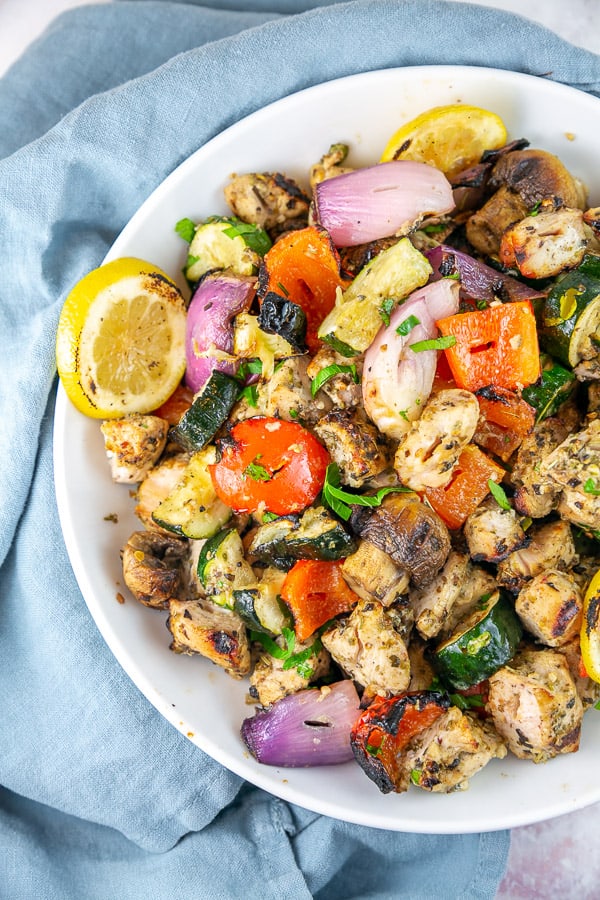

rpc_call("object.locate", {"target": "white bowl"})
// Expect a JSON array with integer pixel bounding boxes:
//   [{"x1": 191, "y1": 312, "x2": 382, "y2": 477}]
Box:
[{"x1": 54, "y1": 65, "x2": 600, "y2": 833}]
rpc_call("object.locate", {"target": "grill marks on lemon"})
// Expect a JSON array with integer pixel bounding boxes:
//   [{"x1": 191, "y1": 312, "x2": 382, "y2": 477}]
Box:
[
  {"x1": 57, "y1": 258, "x2": 187, "y2": 419},
  {"x1": 380, "y1": 104, "x2": 508, "y2": 178}
]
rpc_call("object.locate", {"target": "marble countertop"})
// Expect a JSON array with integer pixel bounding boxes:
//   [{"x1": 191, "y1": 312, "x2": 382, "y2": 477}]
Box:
[{"x1": 1, "y1": 2, "x2": 599, "y2": 898}]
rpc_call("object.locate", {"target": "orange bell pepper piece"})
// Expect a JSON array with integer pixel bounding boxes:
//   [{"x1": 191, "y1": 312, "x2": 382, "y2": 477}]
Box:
[
  {"x1": 280, "y1": 559, "x2": 359, "y2": 642},
  {"x1": 424, "y1": 444, "x2": 506, "y2": 530}
]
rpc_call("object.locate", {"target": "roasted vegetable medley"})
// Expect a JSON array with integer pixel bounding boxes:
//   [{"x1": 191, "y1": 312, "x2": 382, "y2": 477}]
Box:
[{"x1": 87, "y1": 104, "x2": 600, "y2": 795}]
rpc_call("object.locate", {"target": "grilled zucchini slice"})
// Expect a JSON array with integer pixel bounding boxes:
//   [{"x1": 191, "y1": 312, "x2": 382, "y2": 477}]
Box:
[
  {"x1": 170, "y1": 370, "x2": 240, "y2": 452},
  {"x1": 152, "y1": 446, "x2": 231, "y2": 539},
  {"x1": 185, "y1": 216, "x2": 270, "y2": 283}
]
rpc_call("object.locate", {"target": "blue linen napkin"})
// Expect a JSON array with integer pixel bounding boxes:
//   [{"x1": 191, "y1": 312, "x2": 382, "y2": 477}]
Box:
[{"x1": 2, "y1": 2, "x2": 600, "y2": 897}]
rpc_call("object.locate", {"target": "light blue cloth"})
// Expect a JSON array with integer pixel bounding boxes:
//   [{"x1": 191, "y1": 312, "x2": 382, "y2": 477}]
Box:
[{"x1": 2, "y1": 1, "x2": 600, "y2": 897}]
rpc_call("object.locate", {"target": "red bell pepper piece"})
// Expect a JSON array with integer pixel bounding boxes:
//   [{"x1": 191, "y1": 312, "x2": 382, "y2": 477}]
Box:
[
  {"x1": 280, "y1": 559, "x2": 359, "y2": 642},
  {"x1": 424, "y1": 444, "x2": 506, "y2": 530}
]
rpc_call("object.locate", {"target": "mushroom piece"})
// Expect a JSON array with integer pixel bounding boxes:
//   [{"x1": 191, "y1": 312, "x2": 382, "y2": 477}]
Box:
[
  {"x1": 122, "y1": 530, "x2": 188, "y2": 608},
  {"x1": 352, "y1": 492, "x2": 451, "y2": 588}
]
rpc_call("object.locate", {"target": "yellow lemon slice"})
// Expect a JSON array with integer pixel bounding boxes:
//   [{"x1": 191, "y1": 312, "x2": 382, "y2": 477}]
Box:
[
  {"x1": 581, "y1": 568, "x2": 600, "y2": 684},
  {"x1": 56, "y1": 257, "x2": 187, "y2": 419},
  {"x1": 380, "y1": 104, "x2": 508, "y2": 178}
]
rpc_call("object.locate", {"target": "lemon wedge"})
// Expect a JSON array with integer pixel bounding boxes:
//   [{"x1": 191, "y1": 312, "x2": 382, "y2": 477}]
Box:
[
  {"x1": 56, "y1": 257, "x2": 187, "y2": 419},
  {"x1": 380, "y1": 104, "x2": 508, "y2": 178},
  {"x1": 581, "y1": 568, "x2": 600, "y2": 684}
]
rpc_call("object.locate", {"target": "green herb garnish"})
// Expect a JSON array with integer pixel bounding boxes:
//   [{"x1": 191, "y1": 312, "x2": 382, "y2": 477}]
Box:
[
  {"x1": 488, "y1": 479, "x2": 511, "y2": 510},
  {"x1": 250, "y1": 627, "x2": 322, "y2": 677},
  {"x1": 379, "y1": 298, "x2": 395, "y2": 326},
  {"x1": 584, "y1": 478, "x2": 600, "y2": 496},
  {"x1": 396, "y1": 314, "x2": 420, "y2": 336},
  {"x1": 410, "y1": 335, "x2": 456, "y2": 352},
  {"x1": 175, "y1": 217, "x2": 196, "y2": 243},
  {"x1": 310, "y1": 363, "x2": 359, "y2": 397},
  {"x1": 322, "y1": 463, "x2": 412, "y2": 521},
  {"x1": 244, "y1": 461, "x2": 272, "y2": 482},
  {"x1": 238, "y1": 384, "x2": 259, "y2": 407}
]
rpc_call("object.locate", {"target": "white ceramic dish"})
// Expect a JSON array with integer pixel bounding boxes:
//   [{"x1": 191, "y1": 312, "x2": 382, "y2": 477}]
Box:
[{"x1": 54, "y1": 65, "x2": 600, "y2": 833}]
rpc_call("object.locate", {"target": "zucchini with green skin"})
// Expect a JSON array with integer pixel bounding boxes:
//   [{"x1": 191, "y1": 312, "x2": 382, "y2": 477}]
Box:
[
  {"x1": 317, "y1": 237, "x2": 432, "y2": 355},
  {"x1": 432, "y1": 589, "x2": 522, "y2": 690},
  {"x1": 233, "y1": 568, "x2": 289, "y2": 635},
  {"x1": 197, "y1": 527, "x2": 255, "y2": 607},
  {"x1": 247, "y1": 506, "x2": 356, "y2": 570},
  {"x1": 521, "y1": 357, "x2": 576, "y2": 423},
  {"x1": 170, "y1": 370, "x2": 240, "y2": 452},
  {"x1": 541, "y1": 255, "x2": 600, "y2": 368},
  {"x1": 152, "y1": 446, "x2": 231, "y2": 539},
  {"x1": 183, "y1": 216, "x2": 271, "y2": 283}
]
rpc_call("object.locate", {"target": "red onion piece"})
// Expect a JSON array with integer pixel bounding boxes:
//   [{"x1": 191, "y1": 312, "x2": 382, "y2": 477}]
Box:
[
  {"x1": 185, "y1": 274, "x2": 255, "y2": 392},
  {"x1": 314, "y1": 161, "x2": 454, "y2": 247},
  {"x1": 241, "y1": 680, "x2": 360, "y2": 767},
  {"x1": 425, "y1": 244, "x2": 546, "y2": 304},
  {"x1": 362, "y1": 279, "x2": 460, "y2": 440}
]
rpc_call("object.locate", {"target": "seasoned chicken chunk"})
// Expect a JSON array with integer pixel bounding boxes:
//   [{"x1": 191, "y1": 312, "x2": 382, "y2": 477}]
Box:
[
  {"x1": 167, "y1": 599, "x2": 251, "y2": 678},
  {"x1": 515, "y1": 569, "x2": 582, "y2": 647},
  {"x1": 100, "y1": 414, "x2": 168, "y2": 484},
  {"x1": 393, "y1": 389, "x2": 479, "y2": 491},
  {"x1": 487, "y1": 647, "x2": 583, "y2": 762},
  {"x1": 497, "y1": 519, "x2": 577, "y2": 593},
  {"x1": 407, "y1": 708, "x2": 507, "y2": 793},
  {"x1": 341, "y1": 539, "x2": 409, "y2": 607},
  {"x1": 407, "y1": 636, "x2": 436, "y2": 691},
  {"x1": 224, "y1": 172, "x2": 310, "y2": 233},
  {"x1": 260, "y1": 355, "x2": 331, "y2": 424},
  {"x1": 306, "y1": 346, "x2": 363, "y2": 409},
  {"x1": 122, "y1": 531, "x2": 188, "y2": 609},
  {"x1": 321, "y1": 599, "x2": 411, "y2": 696},
  {"x1": 499, "y1": 206, "x2": 591, "y2": 279},
  {"x1": 249, "y1": 640, "x2": 331, "y2": 707},
  {"x1": 464, "y1": 497, "x2": 528, "y2": 564},
  {"x1": 309, "y1": 142, "x2": 353, "y2": 189},
  {"x1": 410, "y1": 551, "x2": 473, "y2": 640},
  {"x1": 509, "y1": 416, "x2": 571, "y2": 518},
  {"x1": 539, "y1": 418, "x2": 600, "y2": 530},
  {"x1": 314, "y1": 408, "x2": 390, "y2": 487}
]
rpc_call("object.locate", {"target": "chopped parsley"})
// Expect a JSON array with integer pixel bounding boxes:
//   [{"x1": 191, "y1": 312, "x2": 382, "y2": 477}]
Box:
[
  {"x1": 379, "y1": 298, "x2": 395, "y2": 326},
  {"x1": 175, "y1": 217, "x2": 196, "y2": 243},
  {"x1": 310, "y1": 363, "x2": 359, "y2": 397},
  {"x1": 396, "y1": 314, "x2": 420, "y2": 336},
  {"x1": 244, "y1": 461, "x2": 272, "y2": 482},
  {"x1": 410, "y1": 335, "x2": 456, "y2": 352},
  {"x1": 584, "y1": 478, "x2": 600, "y2": 496},
  {"x1": 488, "y1": 479, "x2": 512, "y2": 510},
  {"x1": 322, "y1": 463, "x2": 412, "y2": 521},
  {"x1": 250, "y1": 627, "x2": 322, "y2": 677}
]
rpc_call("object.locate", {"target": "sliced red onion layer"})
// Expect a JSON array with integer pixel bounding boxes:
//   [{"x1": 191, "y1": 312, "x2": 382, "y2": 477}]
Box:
[
  {"x1": 185, "y1": 274, "x2": 255, "y2": 392},
  {"x1": 362, "y1": 279, "x2": 460, "y2": 440},
  {"x1": 314, "y1": 161, "x2": 454, "y2": 247},
  {"x1": 241, "y1": 680, "x2": 360, "y2": 767},
  {"x1": 425, "y1": 244, "x2": 546, "y2": 305}
]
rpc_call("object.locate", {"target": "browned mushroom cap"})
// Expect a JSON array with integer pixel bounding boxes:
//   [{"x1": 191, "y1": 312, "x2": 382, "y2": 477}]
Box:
[
  {"x1": 352, "y1": 493, "x2": 451, "y2": 587},
  {"x1": 488, "y1": 149, "x2": 586, "y2": 210},
  {"x1": 122, "y1": 531, "x2": 188, "y2": 608}
]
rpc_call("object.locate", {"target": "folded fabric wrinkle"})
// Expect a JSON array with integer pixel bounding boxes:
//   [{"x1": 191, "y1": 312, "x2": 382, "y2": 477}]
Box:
[{"x1": 1, "y1": 1, "x2": 600, "y2": 898}]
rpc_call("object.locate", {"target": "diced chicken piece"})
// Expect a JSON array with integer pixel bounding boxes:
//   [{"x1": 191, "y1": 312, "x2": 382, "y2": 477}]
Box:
[
  {"x1": 407, "y1": 708, "x2": 507, "y2": 793},
  {"x1": 122, "y1": 530, "x2": 189, "y2": 609},
  {"x1": 309, "y1": 142, "x2": 353, "y2": 189},
  {"x1": 167, "y1": 599, "x2": 251, "y2": 678},
  {"x1": 306, "y1": 346, "x2": 363, "y2": 409},
  {"x1": 407, "y1": 636, "x2": 436, "y2": 691},
  {"x1": 466, "y1": 185, "x2": 529, "y2": 258},
  {"x1": 557, "y1": 636, "x2": 600, "y2": 710},
  {"x1": 321, "y1": 599, "x2": 411, "y2": 696},
  {"x1": 497, "y1": 519, "x2": 577, "y2": 593},
  {"x1": 224, "y1": 172, "x2": 310, "y2": 232},
  {"x1": 135, "y1": 454, "x2": 189, "y2": 531},
  {"x1": 584, "y1": 206, "x2": 600, "y2": 236},
  {"x1": 464, "y1": 497, "x2": 528, "y2": 563},
  {"x1": 439, "y1": 566, "x2": 498, "y2": 638},
  {"x1": 314, "y1": 408, "x2": 390, "y2": 487},
  {"x1": 410, "y1": 551, "x2": 473, "y2": 640},
  {"x1": 499, "y1": 206, "x2": 591, "y2": 279},
  {"x1": 248, "y1": 641, "x2": 331, "y2": 707},
  {"x1": 100, "y1": 414, "x2": 168, "y2": 484},
  {"x1": 260, "y1": 355, "x2": 331, "y2": 425},
  {"x1": 487, "y1": 647, "x2": 583, "y2": 762},
  {"x1": 509, "y1": 417, "x2": 570, "y2": 518},
  {"x1": 341, "y1": 539, "x2": 409, "y2": 607},
  {"x1": 558, "y1": 489, "x2": 600, "y2": 532},
  {"x1": 538, "y1": 418, "x2": 600, "y2": 530},
  {"x1": 515, "y1": 569, "x2": 582, "y2": 647},
  {"x1": 393, "y1": 389, "x2": 479, "y2": 491}
]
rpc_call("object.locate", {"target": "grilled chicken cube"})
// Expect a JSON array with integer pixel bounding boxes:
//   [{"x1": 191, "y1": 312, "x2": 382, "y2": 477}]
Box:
[
  {"x1": 557, "y1": 636, "x2": 600, "y2": 710},
  {"x1": 258, "y1": 355, "x2": 330, "y2": 424},
  {"x1": 306, "y1": 346, "x2": 363, "y2": 409},
  {"x1": 487, "y1": 647, "x2": 583, "y2": 762},
  {"x1": 515, "y1": 569, "x2": 583, "y2": 647},
  {"x1": 224, "y1": 172, "x2": 310, "y2": 233},
  {"x1": 499, "y1": 206, "x2": 591, "y2": 279},
  {"x1": 509, "y1": 417, "x2": 570, "y2": 519},
  {"x1": 122, "y1": 531, "x2": 188, "y2": 609},
  {"x1": 314, "y1": 408, "x2": 390, "y2": 487},
  {"x1": 464, "y1": 497, "x2": 528, "y2": 564},
  {"x1": 309, "y1": 142, "x2": 352, "y2": 189},
  {"x1": 341, "y1": 539, "x2": 409, "y2": 607},
  {"x1": 321, "y1": 599, "x2": 411, "y2": 696},
  {"x1": 407, "y1": 707, "x2": 507, "y2": 793},
  {"x1": 135, "y1": 454, "x2": 189, "y2": 531},
  {"x1": 538, "y1": 418, "x2": 600, "y2": 530},
  {"x1": 410, "y1": 551, "x2": 473, "y2": 640},
  {"x1": 393, "y1": 389, "x2": 479, "y2": 491},
  {"x1": 497, "y1": 519, "x2": 577, "y2": 593},
  {"x1": 249, "y1": 640, "x2": 331, "y2": 707},
  {"x1": 167, "y1": 599, "x2": 251, "y2": 678},
  {"x1": 407, "y1": 636, "x2": 436, "y2": 691},
  {"x1": 100, "y1": 414, "x2": 168, "y2": 484}
]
